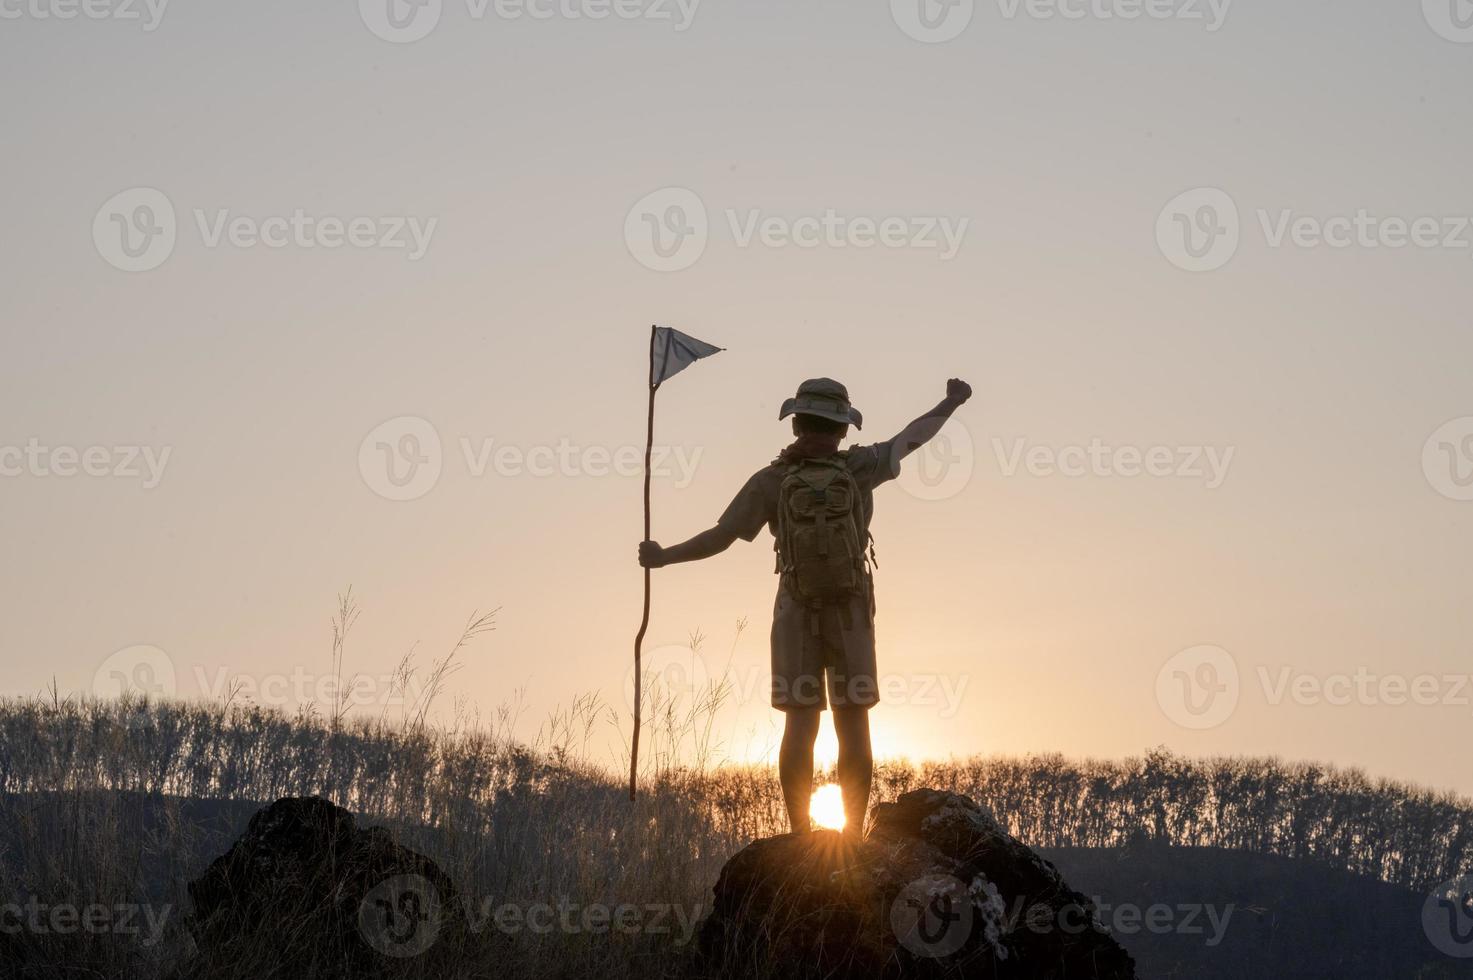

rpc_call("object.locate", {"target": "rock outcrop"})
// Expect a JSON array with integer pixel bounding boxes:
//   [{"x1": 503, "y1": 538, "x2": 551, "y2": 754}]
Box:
[
  {"x1": 696, "y1": 789, "x2": 1137, "y2": 979},
  {"x1": 185, "y1": 796, "x2": 462, "y2": 979}
]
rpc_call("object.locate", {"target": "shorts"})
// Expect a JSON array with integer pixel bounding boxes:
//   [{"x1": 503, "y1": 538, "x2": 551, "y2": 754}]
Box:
[{"x1": 770, "y1": 587, "x2": 879, "y2": 711}]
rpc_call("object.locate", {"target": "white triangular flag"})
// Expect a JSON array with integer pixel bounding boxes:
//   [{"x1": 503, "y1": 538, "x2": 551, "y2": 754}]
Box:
[{"x1": 651, "y1": 326, "x2": 722, "y2": 386}]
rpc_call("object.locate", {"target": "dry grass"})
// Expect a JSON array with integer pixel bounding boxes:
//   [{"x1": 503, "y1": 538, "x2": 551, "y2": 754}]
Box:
[{"x1": 0, "y1": 603, "x2": 1467, "y2": 977}]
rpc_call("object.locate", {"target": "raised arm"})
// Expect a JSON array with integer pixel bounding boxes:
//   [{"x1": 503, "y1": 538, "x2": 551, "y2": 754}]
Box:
[
  {"x1": 638, "y1": 525, "x2": 738, "y2": 568},
  {"x1": 887, "y1": 378, "x2": 973, "y2": 463}
]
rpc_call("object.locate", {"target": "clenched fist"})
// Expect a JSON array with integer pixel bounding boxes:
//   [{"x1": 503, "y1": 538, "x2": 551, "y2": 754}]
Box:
[
  {"x1": 638, "y1": 540, "x2": 667, "y2": 568},
  {"x1": 946, "y1": 378, "x2": 973, "y2": 405}
]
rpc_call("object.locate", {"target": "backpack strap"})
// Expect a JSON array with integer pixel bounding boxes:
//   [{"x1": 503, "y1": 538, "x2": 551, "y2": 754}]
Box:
[{"x1": 773, "y1": 462, "x2": 798, "y2": 578}]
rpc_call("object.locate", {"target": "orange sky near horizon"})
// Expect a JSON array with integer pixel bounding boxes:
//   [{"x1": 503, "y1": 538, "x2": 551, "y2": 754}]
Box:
[{"x1": 1, "y1": 0, "x2": 1470, "y2": 800}]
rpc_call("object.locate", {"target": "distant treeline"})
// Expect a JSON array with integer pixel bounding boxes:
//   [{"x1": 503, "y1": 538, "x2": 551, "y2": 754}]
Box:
[
  {"x1": 880, "y1": 751, "x2": 1471, "y2": 893},
  {"x1": 1, "y1": 696, "x2": 1466, "y2": 893}
]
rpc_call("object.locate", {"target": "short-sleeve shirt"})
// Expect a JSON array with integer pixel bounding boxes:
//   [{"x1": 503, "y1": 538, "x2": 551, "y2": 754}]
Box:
[{"x1": 718, "y1": 441, "x2": 900, "y2": 544}]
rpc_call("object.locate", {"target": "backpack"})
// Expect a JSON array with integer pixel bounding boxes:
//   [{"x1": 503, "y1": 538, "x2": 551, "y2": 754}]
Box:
[{"x1": 774, "y1": 453, "x2": 871, "y2": 606}]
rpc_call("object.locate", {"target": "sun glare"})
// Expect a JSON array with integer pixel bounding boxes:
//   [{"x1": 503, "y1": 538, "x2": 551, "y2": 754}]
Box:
[{"x1": 810, "y1": 784, "x2": 846, "y2": 831}]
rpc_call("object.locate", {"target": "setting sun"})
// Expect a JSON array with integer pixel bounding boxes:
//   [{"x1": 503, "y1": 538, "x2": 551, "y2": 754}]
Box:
[{"x1": 810, "y1": 784, "x2": 846, "y2": 831}]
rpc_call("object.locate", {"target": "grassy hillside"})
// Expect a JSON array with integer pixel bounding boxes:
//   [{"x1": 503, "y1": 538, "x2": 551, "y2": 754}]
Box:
[
  {"x1": 1043, "y1": 844, "x2": 1466, "y2": 979},
  {"x1": 0, "y1": 695, "x2": 1468, "y2": 978}
]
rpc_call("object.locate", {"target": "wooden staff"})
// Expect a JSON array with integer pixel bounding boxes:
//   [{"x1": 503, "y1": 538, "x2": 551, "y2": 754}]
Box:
[{"x1": 630, "y1": 325, "x2": 658, "y2": 801}]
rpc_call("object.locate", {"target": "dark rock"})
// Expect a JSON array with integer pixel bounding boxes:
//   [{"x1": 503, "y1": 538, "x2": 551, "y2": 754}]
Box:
[
  {"x1": 184, "y1": 796, "x2": 463, "y2": 979},
  {"x1": 696, "y1": 789, "x2": 1137, "y2": 979}
]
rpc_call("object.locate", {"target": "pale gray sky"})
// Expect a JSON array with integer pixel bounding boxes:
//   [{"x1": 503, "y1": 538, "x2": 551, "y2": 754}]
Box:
[{"x1": 3, "y1": 0, "x2": 1471, "y2": 794}]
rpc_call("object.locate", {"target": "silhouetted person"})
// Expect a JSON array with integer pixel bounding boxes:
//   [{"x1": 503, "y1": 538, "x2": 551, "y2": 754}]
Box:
[{"x1": 639, "y1": 377, "x2": 972, "y2": 836}]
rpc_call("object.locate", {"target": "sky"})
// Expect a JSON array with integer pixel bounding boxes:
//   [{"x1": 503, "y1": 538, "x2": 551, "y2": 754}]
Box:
[{"x1": 2, "y1": 0, "x2": 1471, "y2": 797}]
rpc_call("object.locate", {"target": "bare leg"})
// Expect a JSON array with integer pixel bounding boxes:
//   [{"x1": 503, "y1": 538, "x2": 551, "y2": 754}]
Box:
[
  {"x1": 833, "y1": 707, "x2": 873, "y2": 839},
  {"x1": 779, "y1": 708, "x2": 822, "y2": 833}
]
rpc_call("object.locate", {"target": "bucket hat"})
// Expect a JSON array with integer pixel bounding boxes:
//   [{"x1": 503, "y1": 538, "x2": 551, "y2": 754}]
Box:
[{"x1": 778, "y1": 377, "x2": 863, "y2": 430}]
